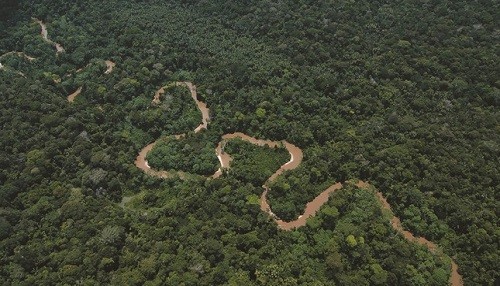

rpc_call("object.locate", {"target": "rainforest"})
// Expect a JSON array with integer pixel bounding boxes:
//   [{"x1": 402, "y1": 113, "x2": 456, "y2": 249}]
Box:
[{"x1": 0, "y1": 0, "x2": 498, "y2": 285}]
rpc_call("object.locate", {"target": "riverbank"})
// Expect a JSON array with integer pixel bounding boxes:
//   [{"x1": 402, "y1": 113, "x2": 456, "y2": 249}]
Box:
[{"x1": 135, "y1": 82, "x2": 462, "y2": 286}]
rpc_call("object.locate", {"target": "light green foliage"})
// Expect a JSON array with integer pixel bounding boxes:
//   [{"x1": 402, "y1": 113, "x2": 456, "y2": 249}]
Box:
[
  {"x1": 100, "y1": 225, "x2": 123, "y2": 245},
  {"x1": 224, "y1": 138, "x2": 289, "y2": 185},
  {"x1": 255, "y1": 107, "x2": 266, "y2": 118},
  {"x1": 346, "y1": 235, "x2": 357, "y2": 248},
  {"x1": 370, "y1": 263, "x2": 388, "y2": 285}
]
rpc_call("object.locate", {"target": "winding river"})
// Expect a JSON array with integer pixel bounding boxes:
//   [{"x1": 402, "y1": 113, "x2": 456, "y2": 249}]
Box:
[
  {"x1": 14, "y1": 15, "x2": 463, "y2": 284},
  {"x1": 135, "y1": 82, "x2": 210, "y2": 177},
  {"x1": 66, "y1": 60, "x2": 115, "y2": 102},
  {"x1": 67, "y1": 87, "x2": 83, "y2": 103},
  {"x1": 33, "y1": 18, "x2": 65, "y2": 54},
  {"x1": 0, "y1": 51, "x2": 36, "y2": 77},
  {"x1": 1, "y1": 21, "x2": 118, "y2": 102},
  {"x1": 6, "y1": 13, "x2": 464, "y2": 285},
  {"x1": 0, "y1": 51, "x2": 36, "y2": 61},
  {"x1": 13, "y1": 19, "x2": 463, "y2": 281},
  {"x1": 135, "y1": 81, "x2": 463, "y2": 286}
]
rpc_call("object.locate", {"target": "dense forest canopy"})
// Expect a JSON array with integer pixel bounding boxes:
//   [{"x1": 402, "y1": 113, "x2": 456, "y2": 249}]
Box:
[{"x1": 0, "y1": 0, "x2": 498, "y2": 285}]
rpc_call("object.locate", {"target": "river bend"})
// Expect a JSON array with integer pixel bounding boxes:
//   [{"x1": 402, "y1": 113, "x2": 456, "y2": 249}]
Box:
[{"x1": 140, "y1": 81, "x2": 464, "y2": 286}]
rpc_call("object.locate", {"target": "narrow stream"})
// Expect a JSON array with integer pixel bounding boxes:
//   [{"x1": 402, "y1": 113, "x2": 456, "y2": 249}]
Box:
[{"x1": 33, "y1": 18, "x2": 65, "y2": 54}]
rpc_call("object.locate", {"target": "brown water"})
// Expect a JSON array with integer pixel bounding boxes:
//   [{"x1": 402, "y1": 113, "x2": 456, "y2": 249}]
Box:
[
  {"x1": 65, "y1": 60, "x2": 115, "y2": 101},
  {"x1": 135, "y1": 81, "x2": 462, "y2": 285},
  {"x1": 105, "y1": 60, "x2": 115, "y2": 74},
  {"x1": 356, "y1": 181, "x2": 462, "y2": 286},
  {"x1": 262, "y1": 182, "x2": 344, "y2": 230},
  {"x1": 213, "y1": 132, "x2": 302, "y2": 178},
  {"x1": 21, "y1": 18, "x2": 462, "y2": 283},
  {"x1": 152, "y1": 81, "x2": 209, "y2": 132},
  {"x1": 33, "y1": 18, "x2": 65, "y2": 54},
  {"x1": 73, "y1": 60, "x2": 114, "y2": 75},
  {"x1": 134, "y1": 139, "x2": 187, "y2": 179},
  {"x1": 67, "y1": 87, "x2": 82, "y2": 102},
  {"x1": 450, "y1": 261, "x2": 463, "y2": 286},
  {"x1": 136, "y1": 82, "x2": 209, "y2": 176}
]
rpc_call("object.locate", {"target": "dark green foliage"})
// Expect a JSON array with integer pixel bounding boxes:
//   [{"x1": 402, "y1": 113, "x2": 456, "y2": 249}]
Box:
[
  {"x1": 129, "y1": 84, "x2": 203, "y2": 138},
  {"x1": 147, "y1": 132, "x2": 219, "y2": 176},
  {"x1": 0, "y1": 0, "x2": 18, "y2": 22},
  {"x1": 0, "y1": 0, "x2": 498, "y2": 285},
  {"x1": 224, "y1": 138, "x2": 289, "y2": 185}
]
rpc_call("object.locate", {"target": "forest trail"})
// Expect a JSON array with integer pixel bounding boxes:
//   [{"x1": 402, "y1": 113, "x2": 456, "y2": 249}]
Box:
[
  {"x1": 33, "y1": 18, "x2": 65, "y2": 54},
  {"x1": 135, "y1": 82, "x2": 462, "y2": 286}
]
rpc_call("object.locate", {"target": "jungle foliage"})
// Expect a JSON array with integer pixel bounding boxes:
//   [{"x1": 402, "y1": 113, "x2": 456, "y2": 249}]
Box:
[
  {"x1": 0, "y1": 0, "x2": 498, "y2": 285},
  {"x1": 147, "y1": 132, "x2": 220, "y2": 176}
]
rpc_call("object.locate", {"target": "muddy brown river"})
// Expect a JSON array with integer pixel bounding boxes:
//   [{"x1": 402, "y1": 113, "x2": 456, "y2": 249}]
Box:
[
  {"x1": 105, "y1": 60, "x2": 115, "y2": 74},
  {"x1": 33, "y1": 18, "x2": 65, "y2": 54},
  {"x1": 135, "y1": 81, "x2": 462, "y2": 285},
  {"x1": 66, "y1": 61, "x2": 115, "y2": 102},
  {"x1": 18, "y1": 14, "x2": 464, "y2": 285},
  {"x1": 67, "y1": 87, "x2": 82, "y2": 102}
]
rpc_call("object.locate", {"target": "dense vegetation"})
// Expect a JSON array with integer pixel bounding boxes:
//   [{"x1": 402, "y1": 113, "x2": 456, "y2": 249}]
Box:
[
  {"x1": 0, "y1": 0, "x2": 498, "y2": 285},
  {"x1": 223, "y1": 138, "x2": 290, "y2": 185},
  {"x1": 147, "y1": 132, "x2": 219, "y2": 176}
]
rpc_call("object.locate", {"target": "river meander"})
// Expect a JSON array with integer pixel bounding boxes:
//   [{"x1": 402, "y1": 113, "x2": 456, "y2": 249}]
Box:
[{"x1": 134, "y1": 81, "x2": 462, "y2": 285}]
